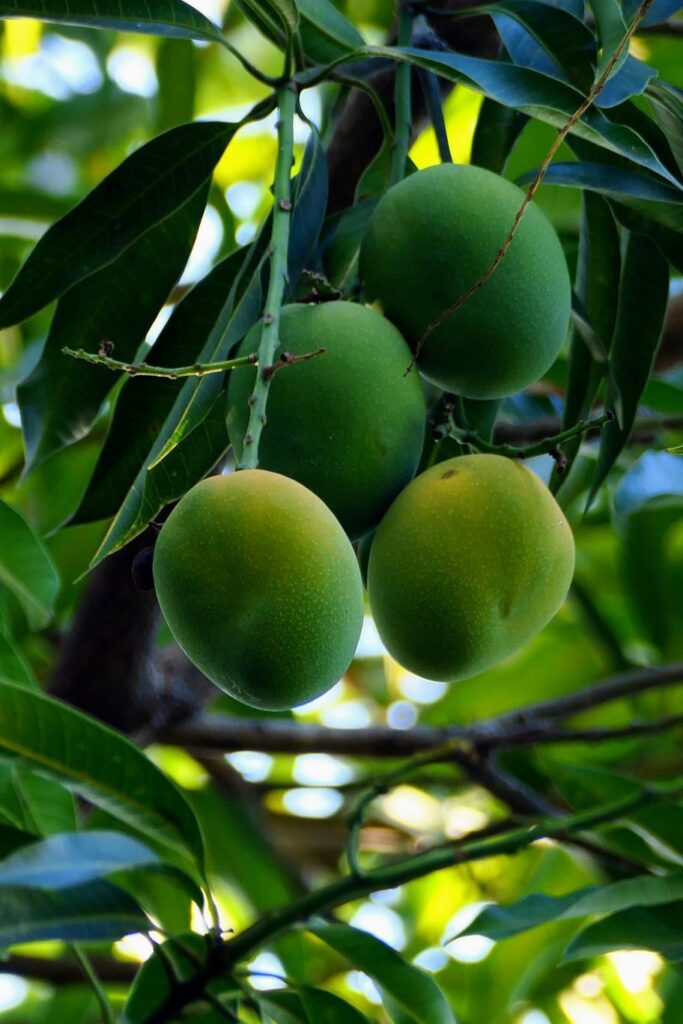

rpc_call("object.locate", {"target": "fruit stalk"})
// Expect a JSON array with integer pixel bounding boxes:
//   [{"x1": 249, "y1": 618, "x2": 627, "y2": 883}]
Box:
[{"x1": 239, "y1": 83, "x2": 297, "y2": 470}]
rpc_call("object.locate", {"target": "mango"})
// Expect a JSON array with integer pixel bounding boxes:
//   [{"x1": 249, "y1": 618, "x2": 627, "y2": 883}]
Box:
[
  {"x1": 153, "y1": 471, "x2": 364, "y2": 710},
  {"x1": 367, "y1": 454, "x2": 575, "y2": 680},
  {"x1": 360, "y1": 164, "x2": 571, "y2": 399},
  {"x1": 227, "y1": 301, "x2": 426, "y2": 539}
]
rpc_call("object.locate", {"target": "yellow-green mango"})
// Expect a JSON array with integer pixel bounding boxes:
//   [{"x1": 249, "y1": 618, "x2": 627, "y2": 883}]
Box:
[
  {"x1": 153, "y1": 471, "x2": 364, "y2": 710},
  {"x1": 367, "y1": 454, "x2": 575, "y2": 680},
  {"x1": 360, "y1": 164, "x2": 571, "y2": 399},
  {"x1": 227, "y1": 301, "x2": 426, "y2": 540}
]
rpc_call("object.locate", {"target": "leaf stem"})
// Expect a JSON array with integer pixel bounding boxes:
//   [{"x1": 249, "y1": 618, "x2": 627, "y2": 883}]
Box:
[
  {"x1": 389, "y1": 5, "x2": 414, "y2": 185},
  {"x1": 71, "y1": 945, "x2": 114, "y2": 1024},
  {"x1": 239, "y1": 84, "x2": 298, "y2": 470}
]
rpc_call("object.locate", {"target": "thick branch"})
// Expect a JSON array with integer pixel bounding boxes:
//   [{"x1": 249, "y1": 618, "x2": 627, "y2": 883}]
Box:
[
  {"x1": 167, "y1": 663, "x2": 683, "y2": 757},
  {"x1": 0, "y1": 955, "x2": 137, "y2": 985}
]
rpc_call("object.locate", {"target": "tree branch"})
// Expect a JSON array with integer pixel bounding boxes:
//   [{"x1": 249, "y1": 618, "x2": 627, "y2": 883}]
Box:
[{"x1": 166, "y1": 663, "x2": 683, "y2": 757}]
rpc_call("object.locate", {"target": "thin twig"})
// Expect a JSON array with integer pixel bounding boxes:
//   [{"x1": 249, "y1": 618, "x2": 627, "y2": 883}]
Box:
[
  {"x1": 63, "y1": 346, "x2": 258, "y2": 379},
  {"x1": 413, "y1": 0, "x2": 657, "y2": 359}
]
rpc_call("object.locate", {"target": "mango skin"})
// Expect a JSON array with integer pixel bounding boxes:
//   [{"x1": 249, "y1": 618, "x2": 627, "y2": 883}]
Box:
[
  {"x1": 153, "y1": 471, "x2": 364, "y2": 710},
  {"x1": 227, "y1": 302, "x2": 426, "y2": 540},
  {"x1": 360, "y1": 164, "x2": 571, "y2": 399},
  {"x1": 367, "y1": 454, "x2": 575, "y2": 681}
]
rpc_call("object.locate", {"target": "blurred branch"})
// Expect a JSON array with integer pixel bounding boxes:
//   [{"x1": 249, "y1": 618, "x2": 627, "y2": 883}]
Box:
[
  {"x1": 492, "y1": 412, "x2": 683, "y2": 446},
  {"x1": 167, "y1": 663, "x2": 683, "y2": 756},
  {"x1": 140, "y1": 782, "x2": 683, "y2": 1022},
  {"x1": 0, "y1": 954, "x2": 137, "y2": 985}
]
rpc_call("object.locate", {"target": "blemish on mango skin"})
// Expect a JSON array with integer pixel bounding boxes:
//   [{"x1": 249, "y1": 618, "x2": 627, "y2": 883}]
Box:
[{"x1": 441, "y1": 468, "x2": 458, "y2": 480}]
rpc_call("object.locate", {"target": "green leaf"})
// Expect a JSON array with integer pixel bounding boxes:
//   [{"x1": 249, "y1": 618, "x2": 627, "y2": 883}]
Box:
[
  {"x1": 0, "y1": 633, "x2": 37, "y2": 690},
  {"x1": 307, "y1": 46, "x2": 680, "y2": 186},
  {"x1": 471, "y1": 98, "x2": 528, "y2": 174},
  {"x1": 0, "y1": 120, "x2": 242, "y2": 329},
  {"x1": 564, "y1": 901, "x2": 683, "y2": 961},
  {"x1": 648, "y1": 81, "x2": 683, "y2": 176},
  {"x1": 296, "y1": 0, "x2": 364, "y2": 62},
  {"x1": 308, "y1": 923, "x2": 455, "y2": 1024},
  {"x1": 0, "y1": 683, "x2": 206, "y2": 869},
  {"x1": 122, "y1": 935, "x2": 221, "y2": 1023},
  {"x1": 10, "y1": 764, "x2": 77, "y2": 837},
  {"x1": 300, "y1": 988, "x2": 373, "y2": 1023},
  {"x1": 0, "y1": 0, "x2": 224, "y2": 42},
  {"x1": 18, "y1": 185, "x2": 208, "y2": 473},
  {"x1": 518, "y1": 161, "x2": 683, "y2": 214},
  {"x1": 488, "y1": 0, "x2": 597, "y2": 90},
  {"x1": 72, "y1": 252, "x2": 242, "y2": 526},
  {"x1": 0, "y1": 830, "x2": 161, "y2": 889},
  {"x1": 233, "y1": 0, "x2": 299, "y2": 47},
  {"x1": 588, "y1": 0, "x2": 628, "y2": 78},
  {"x1": 287, "y1": 130, "x2": 329, "y2": 293},
  {"x1": 0, "y1": 879, "x2": 148, "y2": 946},
  {"x1": 588, "y1": 232, "x2": 670, "y2": 504},
  {"x1": 256, "y1": 992, "x2": 309, "y2": 1024},
  {"x1": 88, "y1": 252, "x2": 263, "y2": 565},
  {"x1": 462, "y1": 873, "x2": 683, "y2": 941},
  {"x1": 0, "y1": 502, "x2": 60, "y2": 630}
]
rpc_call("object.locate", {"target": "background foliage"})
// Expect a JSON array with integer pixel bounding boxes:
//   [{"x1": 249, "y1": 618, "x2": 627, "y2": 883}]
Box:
[{"x1": 0, "y1": 1, "x2": 681, "y2": 1022}]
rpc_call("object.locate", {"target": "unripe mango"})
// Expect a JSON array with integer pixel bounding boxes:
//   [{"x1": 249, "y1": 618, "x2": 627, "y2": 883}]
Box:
[
  {"x1": 360, "y1": 164, "x2": 571, "y2": 399},
  {"x1": 227, "y1": 301, "x2": 426, "y2": 540},
  {"x1": 153, "y1": 471, "x2": 364, "y2": 710},
  {"x1": 367, "y1": 454, "x2": 575, "y2": 680}
]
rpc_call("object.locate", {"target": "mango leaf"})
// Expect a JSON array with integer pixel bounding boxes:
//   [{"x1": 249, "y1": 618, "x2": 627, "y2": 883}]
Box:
[
  {"x1": 461, "y1": 873, "x2": 683, "y2": 941},
  {"x1": 72, "y1": 252, "x2": 242, "y2": 526},
  {"x1": 10, "y1": 764, "x2": 77, "y2": 837},
  {"x1": 0, "y1": 634, "x2": 36, "y2": 690},
  {"x1": 648, "y1": 81, "x2": 683, "y2": 176},
  {"x1": 89, "y1": 255, "x2": 263, "y2": 565},
  {"x1": 300, "y1": 988, "x2": 373, "y2": 1023},
  {"x1": 0, "y1": 879, "x2": 148, "y2": 947},
  {"x1": 296, "y1": 0, "x2": 367, "y2": 63},
  {"x1": 587, "y1": 0, "x2": 628, "y2": 78},
  {"x1": 0, "y1": 120, "x2": 245, "y2": 329},
  {"x1": 0, "y1": 683, "x2": 206, "y2": 869},
  {"x1": 304, "y1": 47, "x2": 680, "y2": 186},
  {"x1": 122, "y1": 935, "x2": 224, "y2": 1023},
  {"x1": 488, "y1": 0, "x2": 596, "y2": 90},
  {"x1": 518, "y1": 161, "x2": 683, "y2": 208},
  {"x1": 287, "y1": 130, "x2": 329, "y2": 292},
  {"x1": 18, "y1": 185, "x2": 208, "y2": 473},
  {"x1": 307, "y1": 923, "x2": 455, "y2": 1024},
  {"x1": 597, "y1": 56, "x2": 657, "y2": 109},
  {"x1": 471, "y1": 98, "x2": 528, "y2": 174},
  {"x1": 588, "y1": 232, "x2": 670, "y2": 504},
  {"x1": 256, "y1": 993, "x2": 309, "y2": 1024},
  {"x1": 564, "y1": 901, "x2": 683, "y2": 961},
  {"x1": 0, "y1": 830, "x2": 162, "y2": 889},
  {"x1": 0, "y1": 0, "x2": 224, "y2": 42},
  {"x1": 0, "y1": 502, "x2": 60, "y2": 630},
  {"x1": 233, "y1": 0, "x2": 298, "y2": 46}
]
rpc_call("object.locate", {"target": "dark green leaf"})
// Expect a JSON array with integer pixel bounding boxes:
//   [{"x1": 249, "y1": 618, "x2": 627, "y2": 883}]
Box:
[
  {"x1": 564, "y1": 901, "x2": 683, "y2": 961},
  {"x1": 256, "y1": 992, "x2": 309, "y2": 1024},
  {"x1": 0, "y1": 501, "x2": 60, "y2": 630},
  {"x1": 0, "y1": 830, "x2": 160, "y2": 889},
  {"x1": 588, "y1": 0, "x2": 627, "y2": 77},
  {"x1": 0, "y1": 879, "x2": 148, "y2": 946},
  {"x1": 157, "y1": 38, "x2": 197, "y2": 133},
  {"x1": 0, "y1": 633, "x2": 36, "y2": 690},
  {"x1": 233, "y1": 0, "x2": 298, "y2": 46},
  {"x1": 89, "y1": 254, "x2": 263, "y2": 564},
  {"x1": 0, "y1": 683, "x2": 206, "y2": 868},
  {"x1": 287, "y1": 130, "x2": 329, "y2": 292},
  {"x1": 122, "y1": 935, "x2": 220, "y2": 1024},
  {"x1": 308, "y1": 47, "x2": 680, "y2": 186},
  {"x1": 462, "y1": 873, "x2": 683, "y2": 941},
  {"x1": 296, "y1": 0, "x2": 364, "y2": 62},
  {"x1": 648, "y1": 81, "x2": 683, "y2": 176},
  {"x1": 471, "y1": 98, "x2": 528, "y2": 174},
  {"x1": 18, "y1": 185, "x2": 208, "y2": 473},
  {"x1": 588, "y1": 232, "x2": 669, "y2": 503},
  {"x1": 10, "y1": 765, "x2": 77, "y2": 837},
  {"x1": 72, "y1": 252, "x2": 242, "y2": 526},
  {"x1": 0, "y1": 0, "x2": 224, "y2": 42},
  {"x1": 0, "y1": 121, "x2": 242, "y2": 329},
  {"x1": 518, "y1": 161, "x2": 683, "y2": 210},
  {"x1": 308, "y1": 923, "x2": 455, "y2": 1024},
  {"x1": 489, "y1": 0, "x2": 596, "y2": 90},
  {"x1": 300, "y1": 987, "x2": 373, "y2": 1023}
]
